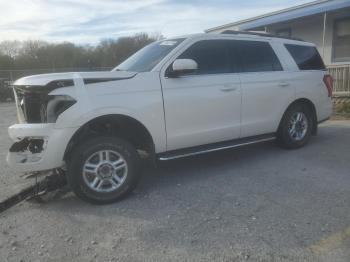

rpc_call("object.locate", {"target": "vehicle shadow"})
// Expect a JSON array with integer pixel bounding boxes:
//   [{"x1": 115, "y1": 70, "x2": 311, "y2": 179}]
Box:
[
  {"x1": 32, "y1": 121, "x2": 347, "y2": 209},
  {"x1": 28, "y1": 140, "x2": 278, "y2": 206}
]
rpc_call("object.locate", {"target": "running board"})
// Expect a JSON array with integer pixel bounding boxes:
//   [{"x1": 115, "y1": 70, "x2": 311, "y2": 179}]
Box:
[{"x1": 157, "y1": 134, "x2": 276, "y2": 161}]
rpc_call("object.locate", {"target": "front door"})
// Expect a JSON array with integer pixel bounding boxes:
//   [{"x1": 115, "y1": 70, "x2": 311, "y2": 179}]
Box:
[{"x1": 160, "y1": 39, "x2": 242, "y2": 151}]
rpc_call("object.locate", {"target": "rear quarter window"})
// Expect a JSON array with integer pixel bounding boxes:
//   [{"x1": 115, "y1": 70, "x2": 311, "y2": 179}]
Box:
[{"x1": 285, "y1": 44, "x2": 326, "y2": 70}]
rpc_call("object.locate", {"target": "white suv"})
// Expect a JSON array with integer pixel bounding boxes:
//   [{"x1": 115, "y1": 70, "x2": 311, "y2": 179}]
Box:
[{"x1": 7, "y1": 31, "x2": 333, "y2": 204}]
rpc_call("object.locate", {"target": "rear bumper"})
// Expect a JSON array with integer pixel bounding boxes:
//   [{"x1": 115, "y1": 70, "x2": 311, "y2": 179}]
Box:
[
  {"x1": 6, "y1": 124, "x2": 77, "y2": 173},
  {"x1": 318, "y1": 117, "x2": 330, "y2": 124},
  {"x1": 317, "y1": 97, "x2": 333, "y2": 123}
]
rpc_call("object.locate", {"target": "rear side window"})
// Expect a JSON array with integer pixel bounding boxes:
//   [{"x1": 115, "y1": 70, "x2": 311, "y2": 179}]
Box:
[
  {"x1": 232, "y1": 41, "x2": 283, "y2": 73},
  {"x1": 285, "y1": 44, "x2": 325, "y2": 70},
  {"x1": 178, "y1": 40, "x2": 230, "y2": 75}
]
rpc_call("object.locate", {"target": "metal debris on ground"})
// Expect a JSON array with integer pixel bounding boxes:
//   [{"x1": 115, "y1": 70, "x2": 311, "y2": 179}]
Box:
[{"x1": 0, "y1": 169, "x2": 67, "y2": 213}]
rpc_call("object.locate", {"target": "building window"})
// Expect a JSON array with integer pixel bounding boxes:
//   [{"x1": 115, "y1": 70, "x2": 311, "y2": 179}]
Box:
[
  {"x1": 276, "y1": 28, "x2": 291, "y2": 38},
  {"x1": 333, "y1": 18, "x2": 350, "y2": 62}
]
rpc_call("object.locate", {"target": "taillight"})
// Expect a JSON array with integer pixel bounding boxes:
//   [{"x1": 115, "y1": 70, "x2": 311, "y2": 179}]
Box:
[{"x1": 323, "y1": 74, "x2": 333, "y2": 97}]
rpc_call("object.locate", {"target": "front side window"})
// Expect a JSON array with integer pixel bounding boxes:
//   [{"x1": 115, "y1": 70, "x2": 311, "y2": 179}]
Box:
[
  {"x1": 233, "y1": 41, "x2": 283, "y2": 73},
  {"x1": 177, "y1": 40, "x2": 231, "y2": 75},
  {"x1": 114, "y1": 38, "x2": 185, "y2": 72},
  {"x1": 285, "y1": 44, "x2": 325, "y2": 70},
  {"x1": 333, "y1": 18, "x2": 350, "y2": 62}
]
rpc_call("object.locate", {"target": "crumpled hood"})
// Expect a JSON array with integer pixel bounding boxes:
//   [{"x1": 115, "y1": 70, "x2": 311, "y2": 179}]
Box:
[{"x1": 13, "y1": 71, "x2": 137, "y2": 86}]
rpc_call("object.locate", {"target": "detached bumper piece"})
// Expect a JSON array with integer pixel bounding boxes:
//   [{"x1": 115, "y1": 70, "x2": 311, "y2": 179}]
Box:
[{"x1": 0, "y1": 169, "x2": 67, "y2": 214}]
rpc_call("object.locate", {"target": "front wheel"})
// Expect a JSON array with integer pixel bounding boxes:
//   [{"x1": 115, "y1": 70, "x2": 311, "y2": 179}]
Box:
[
  {"x1": 67, "y1": 136, "x2": 140, "y2": 204},
  {"x1": 277, "y1": 104, "x2": 314, "y2": 149}
]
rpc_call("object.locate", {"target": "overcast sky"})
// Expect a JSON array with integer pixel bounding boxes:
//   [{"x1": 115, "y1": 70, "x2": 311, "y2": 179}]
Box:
[{"x1": 0, "y1": 0, "x2": 313, "y2": 44}]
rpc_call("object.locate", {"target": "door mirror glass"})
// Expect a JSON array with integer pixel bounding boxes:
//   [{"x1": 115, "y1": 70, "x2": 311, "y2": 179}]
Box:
[{"x1": 167, "y1": 59, "x2": 198, "y2": 77}]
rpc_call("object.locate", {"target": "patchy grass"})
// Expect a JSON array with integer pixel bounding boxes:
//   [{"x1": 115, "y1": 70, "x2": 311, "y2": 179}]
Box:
[{"x1": 337, "y1": 102, "x2": 350, "y2": 114}]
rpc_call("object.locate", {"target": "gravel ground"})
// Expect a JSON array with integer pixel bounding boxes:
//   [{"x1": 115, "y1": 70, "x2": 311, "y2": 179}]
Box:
[{"x1": 0, "y1": 102, "x2": 350, "y2": 262}]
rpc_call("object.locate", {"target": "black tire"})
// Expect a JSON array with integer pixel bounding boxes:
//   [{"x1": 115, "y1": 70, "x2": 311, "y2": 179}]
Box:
[
  {"x1": 67, "y1": 136, "x2": 140, "y2": 204},
  {"x1": 277, "y1": 103, "x2": 315, "y2": 149}
]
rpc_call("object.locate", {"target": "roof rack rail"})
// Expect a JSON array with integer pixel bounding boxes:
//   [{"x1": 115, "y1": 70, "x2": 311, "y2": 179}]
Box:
[{"x1": 220, "y1": 30, "x2": 305, "y2": 42}]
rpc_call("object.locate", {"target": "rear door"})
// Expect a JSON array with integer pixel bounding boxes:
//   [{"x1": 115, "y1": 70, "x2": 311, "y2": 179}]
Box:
[
  {"x1": 235, "y1": 40, "x2": 296, "y2": 137},
  {"x1": 160, "y1": 39, "x2": 242, "y2": 151}
]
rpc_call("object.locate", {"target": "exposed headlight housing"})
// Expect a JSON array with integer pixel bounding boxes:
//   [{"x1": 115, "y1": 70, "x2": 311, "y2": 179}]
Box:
[{"x1": 13, "y1": 80, "x2": 76, "y2": 124}]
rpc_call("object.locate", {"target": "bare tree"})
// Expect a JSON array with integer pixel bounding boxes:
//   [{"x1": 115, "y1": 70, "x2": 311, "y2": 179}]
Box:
[
  {"x1": 0, "y1": 33, "x2": 159, "y2": 71},
  {"x1": 0, "y1": 40, "x2": 22, "y2": 57}
]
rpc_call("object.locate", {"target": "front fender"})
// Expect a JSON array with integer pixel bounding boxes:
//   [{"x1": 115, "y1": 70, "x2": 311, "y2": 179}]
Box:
[
  {"x1": 58, "y1": 106, "x2": 166, "y2": 153},
  {"x1": 53, "y1": 72, "x2": 167, "y2": 153}
]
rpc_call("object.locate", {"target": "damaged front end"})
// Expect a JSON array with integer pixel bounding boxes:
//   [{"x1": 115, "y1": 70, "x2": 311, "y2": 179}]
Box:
[
  {"x1": 7, "y1": 80, "x2": 78, "y2": 173},
  {"x1": 6, "y1": 122, "x2": 70, "y2": 172},
  {"x1": 9, "y1": 137, "x2": 46, "y2": 164},
  {"x1": 9, "y1": 137, "x2": 44, "y2": 154},
  {"x1": 13, "y1": 80, "x2": 76, "y2": 124}
]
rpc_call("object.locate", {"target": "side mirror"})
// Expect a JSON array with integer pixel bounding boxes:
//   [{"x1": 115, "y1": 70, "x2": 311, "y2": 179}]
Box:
[{"x1": 167, "y1": 59, "x2": 198, "y2": 77}]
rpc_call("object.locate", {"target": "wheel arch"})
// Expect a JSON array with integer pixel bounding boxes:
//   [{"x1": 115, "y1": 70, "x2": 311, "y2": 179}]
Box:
[
  {"x1": 278, "y1": 98, "x2": 318, "y2": 135},
  {"x1": 63, "y1": 114, "x2": 156, "y2": 163}
]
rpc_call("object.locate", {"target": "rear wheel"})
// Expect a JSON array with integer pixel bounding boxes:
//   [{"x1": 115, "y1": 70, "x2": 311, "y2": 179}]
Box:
[
  {"x1": 67, "y1": 136, "x2": 140, "y2": 204},
  {"x1": 277, "y1": 104, "x2": 314, "y2": 149}
]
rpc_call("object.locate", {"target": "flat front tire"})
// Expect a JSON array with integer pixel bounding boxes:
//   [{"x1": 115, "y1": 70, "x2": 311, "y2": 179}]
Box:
[{"x1": 67, "y1": 136, "x2": 140, "y2": 204}]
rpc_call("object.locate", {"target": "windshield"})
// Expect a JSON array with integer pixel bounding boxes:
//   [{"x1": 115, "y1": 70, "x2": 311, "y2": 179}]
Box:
[{"x1": 113, "y1": 38, "x2": 185, "y2": 72}]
